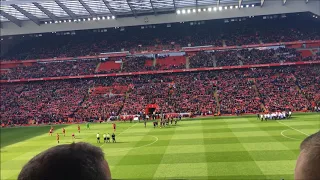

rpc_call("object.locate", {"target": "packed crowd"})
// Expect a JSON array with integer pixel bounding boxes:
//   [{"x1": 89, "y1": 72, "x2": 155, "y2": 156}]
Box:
[
  {"x1": 1, "y1": 46, "x2": 318, "y2": 80},
  {"x1": 121, "y1": 56, "x2": 158, "y2": 72},
  {"x1": 294, "y1": 66, "x2": 320, "y2": 107},
  {"x1": 1, "y1": 15, "x2": 319, "y2": 61},
  {"x1": 1, "y1": 60, "x2": 99, "y2": 80},
  {"x1": 217, "y1": 70, "x2": 262, "y2": 114},
  {"x1": 1, "y1": 65, "x2": 318, "y2": 124},
  {"x1": 256, "y1": 68, "x2": 310, "y2": 112},
  {"x1": 0, "y1": 80, "x2": 91, "y2": 125},
  {"x1": 190, "y1": 47, "x2": 304, "y2": 68}
]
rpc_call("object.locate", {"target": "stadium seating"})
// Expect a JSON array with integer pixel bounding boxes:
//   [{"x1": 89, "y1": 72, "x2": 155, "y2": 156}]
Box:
[
  {"x1": 1, "y1": 65, "x2": 319, "y2": 125},
  {"x1": 1, "y1": 17, "x2": 319, "y2": 61},
  {"x1": 1, "y1": 60, "x2": 99, "y2": 80},
  {"x1": 1, "y1": 46, "x2": 319, "y2": 80},
  {"x1": 156, "y1": 56, "x2": 186, "y2": 70}
]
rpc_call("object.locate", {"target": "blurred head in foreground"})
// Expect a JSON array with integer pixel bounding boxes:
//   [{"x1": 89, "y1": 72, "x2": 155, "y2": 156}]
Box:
[
  {"x1": 18, "y1": 142, "x2": 111, "y2": 180},
  {"x1": 295, "y1": 131, "x2": 320, "y2": 180}
]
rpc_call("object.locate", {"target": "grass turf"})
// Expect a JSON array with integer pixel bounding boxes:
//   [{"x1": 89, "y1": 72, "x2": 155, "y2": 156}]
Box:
[{"x1": 1, "y1": 113, "x2": 319, "y2": 180}]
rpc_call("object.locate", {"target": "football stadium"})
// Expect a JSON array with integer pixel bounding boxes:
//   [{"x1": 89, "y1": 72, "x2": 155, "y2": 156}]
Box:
[{"x1": 0, "y1": 0, "x2": 320, "y2": 179}]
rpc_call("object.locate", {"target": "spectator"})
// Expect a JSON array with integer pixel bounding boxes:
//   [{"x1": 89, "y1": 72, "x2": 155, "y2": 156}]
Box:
[
  {"x1": 295, "y1": 131, "x2": 320, "y2": 180},
  {"x1": 18, "y1": 142, "x2": 112, "y2": 180}
]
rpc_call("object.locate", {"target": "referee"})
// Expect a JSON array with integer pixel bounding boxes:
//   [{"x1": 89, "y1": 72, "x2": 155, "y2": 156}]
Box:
[{"x1": 96, "y1": 133, "x2": 100, "y2": 143}]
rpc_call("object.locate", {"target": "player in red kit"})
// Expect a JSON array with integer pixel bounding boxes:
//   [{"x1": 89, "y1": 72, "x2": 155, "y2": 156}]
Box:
[
  {"x1": 72, "y1": 133, "x2": 75, "y2": 142},
  {"x1": 78, "y1": 125, "x2": 80, "y2": 133},
  {"x1": 49, "y1": 128, "x2": 53, "y2": 136},
  {"x1": 112, "y1": 123, "x2": 116, "y2": 132},
  {"x1": 56, "y1": 133, "x2": 60, "y2": 144},
  {"x1": 62, "y1": 128, "x2": 66, "y2": 136}
]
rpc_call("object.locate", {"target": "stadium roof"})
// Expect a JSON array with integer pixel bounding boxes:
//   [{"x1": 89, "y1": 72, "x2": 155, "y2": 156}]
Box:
[
  {"x1": 0, "y1": 0, "x2": 318, "y2": 36},
  {"x1": 0, "y1": 0, "x2": 263, "y2": 24}
]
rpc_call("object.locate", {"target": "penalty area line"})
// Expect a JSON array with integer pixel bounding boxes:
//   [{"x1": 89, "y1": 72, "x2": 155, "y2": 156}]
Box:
[
  {"x1": 277, "y1": 121, "x2": 310, "y2": 136},
  {"x1": 280, "y1": 129, "x2": 301, "y2": 141}
]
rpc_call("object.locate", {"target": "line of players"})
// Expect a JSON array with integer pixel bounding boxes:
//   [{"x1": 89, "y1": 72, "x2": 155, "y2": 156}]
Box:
[
  {"x1": 97, "y1": 133, "x2": 116, "y2": 143},
  {"x1": 152, "y1": 115, "x2": 181, "y2": 128},
  {"x1": 49, "y1": 123, "x2": 90, "y2": 143},
  {"x1": 258, "y1": 111, "x2": 292, "y2": 121},
  {"x1": 97, "y1": 123, "x2": 117, "y2": 143}
]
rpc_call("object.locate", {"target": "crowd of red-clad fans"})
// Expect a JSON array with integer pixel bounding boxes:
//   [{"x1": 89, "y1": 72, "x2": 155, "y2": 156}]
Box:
[
  {"x1": 0, "y1": 80, "x2": 91, "y2": 125},
  {"x1": 1, "y1": 60, "x2": 99, "y2": 80},
  {"x1": 1, "y1": 16, "x2": 319, "y2": 61},
  {"x1": 2, "y1": 47, "x2": 319, "y2": 80},
  {"x1": 189, "y1": 47, "x2": 309, "y2": 68},
  {"x1": 1, "y1": 66, "x2": 319, "y2": 125}
]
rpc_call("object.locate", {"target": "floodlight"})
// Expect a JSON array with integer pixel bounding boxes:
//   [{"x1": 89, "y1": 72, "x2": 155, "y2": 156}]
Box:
[
  {"x1": 224, "y1": 6, "x2": 227, "y2": 10},
  {"x1": 182, "y1": 9, "x2": 186, "y2": 14},
  {"x1": 208, "y1": 7, "x2": 212, "y2": 11},
  {"x1": 218, "y1": 6, "x2": 222, "y2": 11},
  {"x1": 193, "y1": 9, "x2": 196, "y2": 13},
  {"x1": 187, "y1": 9, "x2": 191, "y2": 13},
  {"x1": 112, "y1": 16, "x2": 115, "y2": 19},
  {"x1": 198, "y1": 9, "x2": 201, "y2": 12},
  {"x1": 213, "y1": 7, "x2": 217, "y2": 11},
  {"x1": 230, "y1": 6, "x2": 233, "y2": 9}
]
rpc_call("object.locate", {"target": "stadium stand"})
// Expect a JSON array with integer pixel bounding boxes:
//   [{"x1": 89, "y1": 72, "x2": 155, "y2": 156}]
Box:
[
  {"x1": 1, "y1": 59, "x2": 100, "y2": 80},
  {"x1": 1, "y1": 16, "x2": 319, "y2": 61},
  {"x1": 1, "y1": 65, "x2": 319, "y2": 125},
  {"x1": 3, "y1": 47, "x2": 318, "y2": 80},
  {"x1": 0, "y1": 14, "x2": 319, "y2": 125}
]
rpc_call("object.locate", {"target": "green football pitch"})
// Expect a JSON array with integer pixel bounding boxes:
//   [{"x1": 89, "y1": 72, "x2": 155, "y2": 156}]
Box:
[{"x1": 1, "y1": 113, "x2": 319, "y2": 180}]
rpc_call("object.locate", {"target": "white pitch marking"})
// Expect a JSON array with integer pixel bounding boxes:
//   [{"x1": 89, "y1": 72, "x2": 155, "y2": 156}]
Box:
[
  {"x1": 277, "y1": 121, "x2": 310, "y2": 136},
  {"x1": 280, "y1": 129, "x2": 301, "y2": 141},
  {"x1": 108, "y1": 135, "x2": 159, "y2": 153}
]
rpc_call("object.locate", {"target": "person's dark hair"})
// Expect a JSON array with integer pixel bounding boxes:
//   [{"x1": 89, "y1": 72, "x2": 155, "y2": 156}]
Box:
[
  {"x1": 300, "y1": 131, "x2": 320, "y2": 151},
  {"x1": 295, "y1": 131, "x2": 320, "y2": 180},
  {"x1": 18, "y1": 142, "x2": 111, "y2": 180}
]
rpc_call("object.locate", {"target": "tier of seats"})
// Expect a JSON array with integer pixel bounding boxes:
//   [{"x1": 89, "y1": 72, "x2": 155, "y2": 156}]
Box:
[{"x1": 1, "y1": 66, "x2": 319, "y2": 124}]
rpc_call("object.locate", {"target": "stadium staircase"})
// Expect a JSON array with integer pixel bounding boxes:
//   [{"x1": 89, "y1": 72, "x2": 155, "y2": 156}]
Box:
[
  {"x1": 153, "y1": 56, "x2": 157, "y2": 66},
  {"x1": 72, "y1": 87, "x2": 92, "y2": 115},
  {"x1": 222, "y1": 40, "x2": 227, "y2": 47},
  {"x1": 213, "y1": 89, "x2": 221, "y2": 115},
  {"x1": 212, "y1": 55, "x2": 217, "y2": 67},
  {"x1": 292, "y1": 75, "x2": 314, "y2": 107},
  {"x1": 95, "y1": 62, "x2": 101, "y2": 73},
  {"x1": 186, "y1": 56, "x2": 190, "y2": 69},
  {"x1": 252, "y1": 80, "x2": 267, "y2": 112}
]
